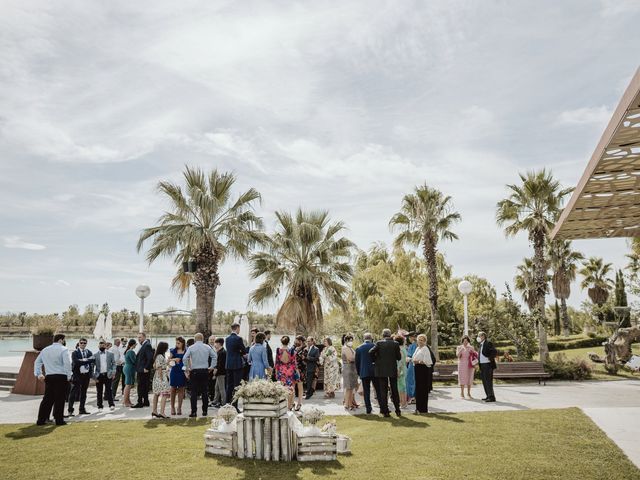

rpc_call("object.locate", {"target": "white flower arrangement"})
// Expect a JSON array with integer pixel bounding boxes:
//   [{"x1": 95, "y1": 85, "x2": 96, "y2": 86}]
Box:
[
  {"x1": 218, "y1": 404, "x2": 238, "y2": 425},
  {"x1": 301, "y1": 406, "x2": 325, "y2": 426},
  {"x1": 320, "y1": 420, "x2": 337, "y2": 435},
  {"x1": 232, "y1": 379, "x2": 289, "y2": 402}
]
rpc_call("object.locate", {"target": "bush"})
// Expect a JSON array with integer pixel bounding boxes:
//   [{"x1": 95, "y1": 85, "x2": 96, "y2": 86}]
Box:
[
  {"x1": 547, "y1": 336, "x2": 608, "y2": 351},
  {"x1": 544, "y1": 353, "x2": 593, "y2": 380}
]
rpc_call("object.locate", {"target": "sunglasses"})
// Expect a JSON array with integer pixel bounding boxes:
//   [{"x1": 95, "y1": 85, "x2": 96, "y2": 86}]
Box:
[{"x1": 79, "y1": 342, "x2": 87, "y2": 345}]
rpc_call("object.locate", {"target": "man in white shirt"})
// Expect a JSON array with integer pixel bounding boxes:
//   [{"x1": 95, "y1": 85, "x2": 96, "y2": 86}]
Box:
[
  {"x1": 34, "y1": 334, "x2": 72, "y2": 425},
  {"x1": 93, "y1": 340, "x2": 116, "y2": 411},
  {"x1": 109, "y1": 338, "x2": 125, "y2": 400}
]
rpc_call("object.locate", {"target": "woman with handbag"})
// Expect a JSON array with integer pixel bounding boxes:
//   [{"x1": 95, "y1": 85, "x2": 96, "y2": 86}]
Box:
[{"x1": 456, "y1": 335, "x2": 477, "y2": 399}]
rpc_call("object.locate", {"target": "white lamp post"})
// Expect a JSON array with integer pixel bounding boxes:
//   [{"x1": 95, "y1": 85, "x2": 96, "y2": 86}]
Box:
[
  {"x1": 135, "y1": 285, "x2": 151, "y2": 332},
  {"x1": 458, "y1": 280, "x2": 472, "y2": 336}
]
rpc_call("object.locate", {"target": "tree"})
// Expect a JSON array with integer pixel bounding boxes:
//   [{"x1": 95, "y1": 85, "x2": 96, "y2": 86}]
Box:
[
  {"x1": 553, "y1": 300, "x2": 561, "y2": 336},
  {"x1": 389, "y1": 184, "x2": 461, "y2": 358},
  {"x1": 496, "y1": 169, "x2": 572, "y2": 360},
  {"x1": 614, "y1": 269, "x2": 631, "y2": 328},
  {"x1": 579, "y1": 257, "x2": 614, "y2": 313},
  {"x1": 137, "y1": 166, "x2": 264, "y2": 337},
  {"x1": 249, "y1": 209, "x2": 354, "y2": 334},
  {"x1": 513, "y1": 257, "x2": 538, "y2": 312},
  {"x1": 548, "y1": 239, "x2": 584, "y2": 336}
]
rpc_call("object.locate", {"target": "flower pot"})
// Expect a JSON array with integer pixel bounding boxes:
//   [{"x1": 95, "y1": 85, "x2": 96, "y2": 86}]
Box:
[{"x1": 32, "y1": 333, "x2": 53, "y2": 351}]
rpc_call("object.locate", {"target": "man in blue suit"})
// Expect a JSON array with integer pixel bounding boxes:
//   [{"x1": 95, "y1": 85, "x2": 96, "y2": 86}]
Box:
[
  {"x1": 225, "y1": 322, "x2": 246, "y2": 406},
  {"x1": 355, "y1": 332, "x2": 379, "y2": 414}
]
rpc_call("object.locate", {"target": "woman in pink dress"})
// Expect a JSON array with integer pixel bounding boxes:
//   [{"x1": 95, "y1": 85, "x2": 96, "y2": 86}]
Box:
[{"x1": 456, "y1": 335, "x2": 477, "y2": 399}]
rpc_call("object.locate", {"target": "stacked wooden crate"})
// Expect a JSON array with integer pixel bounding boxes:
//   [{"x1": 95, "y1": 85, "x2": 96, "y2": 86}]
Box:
[
  {"x1": 203, "y1": 428, "x2": 237, "y2": 457},
  {"x1": 296, "y1": 434, "x2": 338, "y2": 462},
  {"x1": 236, "y1": 397, "x2": 294, "y2": 461}
]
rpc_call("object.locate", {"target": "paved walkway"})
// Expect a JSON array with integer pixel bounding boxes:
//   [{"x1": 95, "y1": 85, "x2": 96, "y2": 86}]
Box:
[{"x1": 1, "y1": 380, "x2": 638, "y2": 467}]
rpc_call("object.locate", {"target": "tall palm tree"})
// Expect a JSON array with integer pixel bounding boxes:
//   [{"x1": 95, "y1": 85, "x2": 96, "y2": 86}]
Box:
[
  {"x1": 496, "y1": 169, "x2": 572, "y2": 360},
  {"x1": 548, "y1": 239, "x2": 584, "y2": 336},
  {"x1": 389, "y1": 184, "x2": 461, "y2": 358},
  {"x1": 249, "y1": 209, "x2": 354, "y2": 334},
  {"x1": 579, "y1": 257, "x2": 614, "y2": 308},
  {"x1": 514, "y1": 257, "x2": 538, "y2": 312},
  {"x1": 137, "y1": 166, "x2": 264, "y2": 336}
]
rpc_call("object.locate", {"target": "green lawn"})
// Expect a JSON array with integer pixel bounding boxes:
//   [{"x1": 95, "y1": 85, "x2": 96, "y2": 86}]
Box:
[{"x1": 1, "y1": 409, "x2": 638, "y2": 480}]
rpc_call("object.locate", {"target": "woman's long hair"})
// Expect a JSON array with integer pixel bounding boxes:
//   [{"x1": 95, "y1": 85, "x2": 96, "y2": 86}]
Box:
[
  {"x1": 154, "y1": 341, "x2": 169, "y2": 362},
  {"x1": 125, "y1": 338, "x2": 136, "y2": 353}
]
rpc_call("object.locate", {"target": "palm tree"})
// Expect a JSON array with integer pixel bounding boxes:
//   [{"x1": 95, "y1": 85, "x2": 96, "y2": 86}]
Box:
[
  {"x1": 514, "y1": 257, "x2": 538, "y2": 312},
  {"x1": 137, "y1": 166, "x2": 264, "y2": 337},
  {"x1": 548, "y1": 239, "x2": 584, "y2": 336},
  {"x1": 579, "y1": 257, "x2": 614, "y2": 310},
  {"x1": 389, "y1": 184, "x2": 461, "y2": 358},
  {"x1": 496, "y1": 169, "x2": 572, "y2": 360},
  {"x1": 249, "y1": 209, "x2": 355, "y2": 334}
]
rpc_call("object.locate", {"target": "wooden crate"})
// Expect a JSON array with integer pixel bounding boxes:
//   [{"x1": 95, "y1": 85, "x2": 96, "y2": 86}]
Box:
[
  {"x1": 204, "y1": 429, "x2": 237, "y2": 457},
  {"x1": 296, "y1": 435, "x2": 337, "y2": 462},
  {"x1": 242, "y1": 398, "x2": 288, "y2": 418},
  {"x1": 236, "y1": 413, "x2": 296, "y2": 461}
]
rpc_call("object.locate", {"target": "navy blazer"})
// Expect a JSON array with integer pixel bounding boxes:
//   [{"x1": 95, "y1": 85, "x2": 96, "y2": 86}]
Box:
[
  {"x1": 135, "y1": 340, "x2": 154, "y2": 373},
  {"x1": 225, "y1": 332, "x2": 246, "y2": 370},
  {"x1": 355, "y1": 341, "x2": 376, "y2": 378},
  {"x1": 71, "y1": 348, "x2": 94, "y2": 377}
]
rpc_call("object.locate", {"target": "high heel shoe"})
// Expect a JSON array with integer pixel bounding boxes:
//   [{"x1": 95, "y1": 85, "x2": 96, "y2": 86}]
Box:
[{"x1": 151, "y1": 412, "x2": 159, "y2": 418}]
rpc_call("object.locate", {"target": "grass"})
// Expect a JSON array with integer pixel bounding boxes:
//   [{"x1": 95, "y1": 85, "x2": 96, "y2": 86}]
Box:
[{"x1": 1, "y1": 409, "x2": 638, "y2": 480}]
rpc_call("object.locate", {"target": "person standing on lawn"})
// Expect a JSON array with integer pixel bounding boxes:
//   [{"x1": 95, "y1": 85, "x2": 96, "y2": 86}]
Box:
[
  {"x1": 477, "y1": 331, "x2": 497, "y2": 402},
  {"x1": 225, "y1": 322, "x2": 246, "y2": 406},
  {"x1": 132, "y1": 332, "x2": 154, "y2": 408},
  {"x1": 304, "y1": 337, "x2": 320, "y2": 399},
  {"x1": 369, "y1": 328, "x2": 402, "y2": 418},
  {"x1": 183, "y1": 332, "x2": 217, "y2": 417},
  {"x1": 122, "y1": 339, "x2": 137, "y2": 407},
  {"x1": 355, "y1": 332, "x2": 378, "y2": 414},
  {"x1": 68, "y1": 338, "x2": 94, "y2": 416},
  {"x1": 93, "y1": 340, "x2": 116, "y2": 412},
  {"x1": 211, "y1": 337, "x2": 226, "y2": 407},
  {"x1": 456, "y1": 335, "x2": 477, "y2": 399},
  {"x1": 412, "y1": 334, "x2": 433, "y2": 414},
  {"x1": 168, "y1": 337, "x2": 187, "y2": 415},
  {"x1": 405, "y1": 331, "x2": 417, "y2": 403},
  {"x1": 35, "y1": 334, "x2": 72, "y2": 426}
]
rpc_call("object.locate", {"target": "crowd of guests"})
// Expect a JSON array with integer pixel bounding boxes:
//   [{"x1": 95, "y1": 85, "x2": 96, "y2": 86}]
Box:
[{"x1": 34, "y1": 325, "x2": 498, "y2": 426}]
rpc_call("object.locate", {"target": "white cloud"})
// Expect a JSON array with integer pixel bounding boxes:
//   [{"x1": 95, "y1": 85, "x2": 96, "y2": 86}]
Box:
[
  {"x1": 55, "y1": 279, "x2": 70, "y2": 287},
  {"x1": 3, "y1": 236, "x2": 46, "y2": 250},
  {"x1": 555, "y1": 106, "x2": 612, "y2": 126}
]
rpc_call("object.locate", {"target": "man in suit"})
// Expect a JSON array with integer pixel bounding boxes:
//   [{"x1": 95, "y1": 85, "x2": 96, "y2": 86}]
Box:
[
  {"x1": 225, "y1": 322, "x2": 246, "y2": 406},
  {"x1": 35, "y1": 334, "x2": 72, "y2": 426},
  {"x1": 68, "y1": 338, "x2": 94, "y2": 416},
  {"x1": 355, "y1": 332, "x2": 379, "y2": 414},
  {"x1": 477, "y1": 331, "x2": 498, "y2": 402},
  {"x1": 304, "y1": 337, "x2": 320, "y2": 399},
  {"x1": 264, "y1": 330, "x2": 275, "y2": 380},
  {"x1": 93, "y1": 340, "x2": 116, "y2": 411},
  {"x1": 369, "y1": 328, "x2": 402, "y2": 417},
  {"x1": 132, "y1": 332, "x2": 154, "y2": 408}
]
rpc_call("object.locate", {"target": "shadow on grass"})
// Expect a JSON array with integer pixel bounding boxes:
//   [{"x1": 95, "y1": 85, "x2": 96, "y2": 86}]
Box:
[
  {"x1": 357, "y1": 414, "x2": 428, "y2": 428},
  {"x1": 4, "y1": 424, "x2": 58, "y2": 440},
  {"x1": 143, "y1": 417, "x2": 210, "y2": 429},
  {"x1": 429, "y1": 412, "x2": 465, "y2": 423},
  {"x1": 212, "y1": 454, "x2": 344, "y2": 479}
]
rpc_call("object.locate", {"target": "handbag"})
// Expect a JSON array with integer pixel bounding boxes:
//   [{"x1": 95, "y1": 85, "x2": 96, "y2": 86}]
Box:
[{"x1": 469, "y1": 350, "x2": 479, "y2": 368}]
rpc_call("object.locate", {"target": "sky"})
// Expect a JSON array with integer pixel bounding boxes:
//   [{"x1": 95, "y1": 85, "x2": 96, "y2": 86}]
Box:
[{"x1": 1, "y1": 0, "x2": 640, "y2": 315}]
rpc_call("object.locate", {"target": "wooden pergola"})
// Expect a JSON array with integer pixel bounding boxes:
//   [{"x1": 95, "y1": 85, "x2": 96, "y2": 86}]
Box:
[{"x1": 551, "y1": 68, "x2": 640, "y2": 240}]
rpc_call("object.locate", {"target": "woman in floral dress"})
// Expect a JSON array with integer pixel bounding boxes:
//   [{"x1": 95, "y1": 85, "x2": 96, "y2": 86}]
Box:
[
  {"x1": 293, "y1": 335, "x2": 307, "y2": 411},
  {"x1": 275, "y1": 335, "x2": 299, "y2": 409},
  {"x1": 151, "y1": 342, "x2": 170, "y2": 419},
  {"x1": 321, "y1": 337, "x2": 340, "y2": 398}
]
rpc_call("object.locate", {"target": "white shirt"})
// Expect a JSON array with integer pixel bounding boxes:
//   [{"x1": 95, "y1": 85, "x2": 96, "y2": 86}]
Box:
[
  {"x1": 412, "y1": 346, "x2": 433, "y2": 366},
  {"x1": 79, "y1": 348, "x2": 90, "y2": 374},
  {"x1": 99, "y1": 351, "x2": 108, "y2": 373},
  {"x1": 479, "y1": 342, "x2": 490, "y2": 364},
  {"x1": 34, "y1": 342, "x2": 72, "y2": 379},
  {"x1": 110, "y1": 344, "x2": 123, "y2": 365}
]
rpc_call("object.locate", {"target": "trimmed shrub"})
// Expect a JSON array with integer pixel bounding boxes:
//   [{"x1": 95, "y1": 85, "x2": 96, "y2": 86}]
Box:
[
  {"x1": 544, "y1": 353, "x2": 593, "y2": 380},
  {"x1": 547, "y1": 336, "x2": 608, "y2": 351}
]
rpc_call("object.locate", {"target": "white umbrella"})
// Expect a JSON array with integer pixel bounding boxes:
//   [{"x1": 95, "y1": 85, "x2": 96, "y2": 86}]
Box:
[
  {"x1": 93, "y1": 313, "x2": 105, "y2": 340},
  {"x1": 103, "y1": 312, "x2": 113, "y2": 341}
]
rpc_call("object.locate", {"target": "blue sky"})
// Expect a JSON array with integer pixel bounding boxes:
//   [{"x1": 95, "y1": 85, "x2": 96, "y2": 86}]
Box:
[{"x1": 1, "y1": 0, "x2": 640, "y2": 314}]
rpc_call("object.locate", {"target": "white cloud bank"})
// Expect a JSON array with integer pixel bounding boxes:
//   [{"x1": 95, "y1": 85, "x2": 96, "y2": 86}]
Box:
[{"x1": 3, "y1": 236, "x2": 46, "y2": 251}]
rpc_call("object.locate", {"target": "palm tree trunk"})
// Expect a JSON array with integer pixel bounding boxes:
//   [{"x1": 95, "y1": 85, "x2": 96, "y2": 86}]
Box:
[
  {"x1": 193, "y1": 244, "x2": 220, "y2": 339},
  {"x1": 423, "y1": 235, "x2": 440, "y2": 360},
  {"x1": 533, "y1": 230, "x2": 549, "y2": 361},
  {"x1": 560, "y1": 297, "x2": 570, "y2": 336}
]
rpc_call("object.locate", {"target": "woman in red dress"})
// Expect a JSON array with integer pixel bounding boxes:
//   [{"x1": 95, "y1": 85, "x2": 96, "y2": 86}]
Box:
[{"x1": 275, "y1": 335, "x2": 299, "y2": 410}]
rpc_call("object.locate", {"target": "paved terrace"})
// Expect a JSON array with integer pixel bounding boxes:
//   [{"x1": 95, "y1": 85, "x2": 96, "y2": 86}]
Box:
[{"x1": 0, "y1": 380, "x2": 638, "y2": 467}]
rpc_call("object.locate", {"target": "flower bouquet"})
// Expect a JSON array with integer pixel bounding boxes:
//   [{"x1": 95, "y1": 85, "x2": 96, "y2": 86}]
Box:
[
  {"x1": 301, "y1": 406, "x2": 325, "y2": 435},
  {"x1": 232, "y1": 379, "x2": 289, "y2": 403},
  {"x1": 216, "y1": 404, "x2": 238, "y2": 433},
  {"x1": 320, "y1": 420, "x2": 337, "y2": 436}
]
